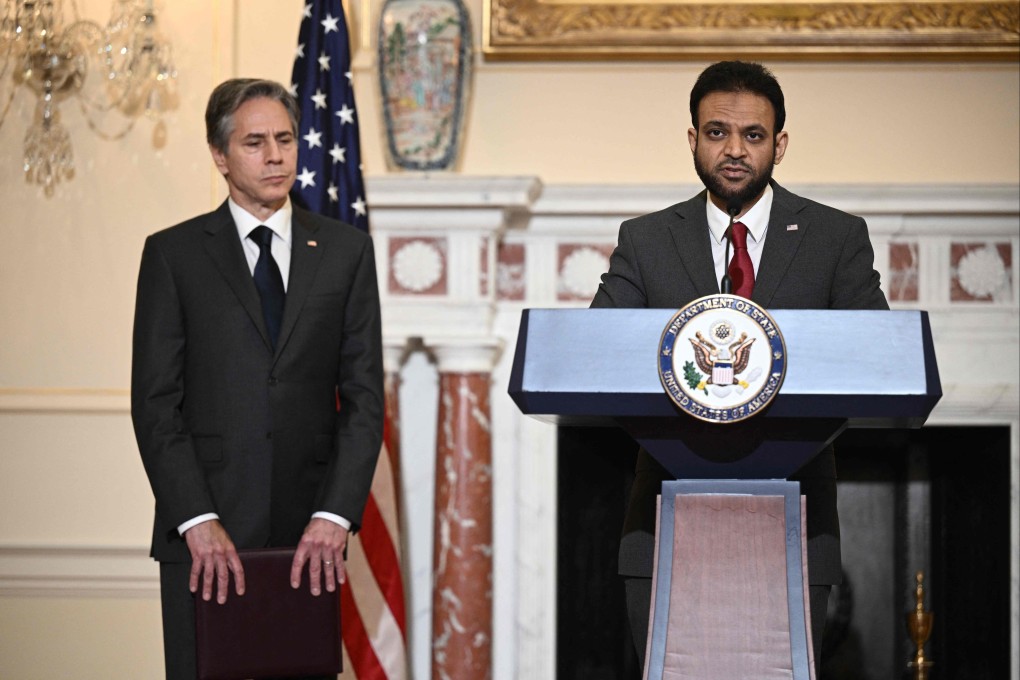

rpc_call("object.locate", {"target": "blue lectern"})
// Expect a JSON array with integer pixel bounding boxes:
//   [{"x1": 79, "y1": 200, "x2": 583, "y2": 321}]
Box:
[{"x1": 509, "y1": 309, "x2": 941, "y2": 680}]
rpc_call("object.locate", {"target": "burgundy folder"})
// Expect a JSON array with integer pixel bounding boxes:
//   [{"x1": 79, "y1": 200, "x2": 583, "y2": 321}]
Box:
[{"x1": 194, "y1": 547, "x2": 341, "y2": 680}]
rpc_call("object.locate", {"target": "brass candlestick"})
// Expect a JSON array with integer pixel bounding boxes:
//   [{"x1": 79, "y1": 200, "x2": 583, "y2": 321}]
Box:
[{"x1": 906, "y1": 570, "x2": 934, "y2": 680}]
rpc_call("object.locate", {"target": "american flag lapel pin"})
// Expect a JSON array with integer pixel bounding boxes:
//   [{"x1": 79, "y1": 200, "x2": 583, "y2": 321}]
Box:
[
  {"x1": 786, "y1": 224, "x2": 798, "y2": 231},
  {"x1": 307, "y1": 240, "x2": 318, "y2": 247}
]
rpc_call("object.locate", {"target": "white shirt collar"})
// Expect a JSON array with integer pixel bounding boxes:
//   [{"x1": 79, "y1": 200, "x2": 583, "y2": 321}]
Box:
[
  {"x1": 706, "y1": 184, "x2": 773, "y2": 245},
  {"x1": 228, "y1": 197, "x2": 293, "y2": 247}
]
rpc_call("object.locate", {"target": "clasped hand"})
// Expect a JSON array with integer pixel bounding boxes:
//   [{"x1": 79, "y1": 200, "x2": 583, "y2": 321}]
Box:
[{"x1": 184, "y1": 518, "x2": 348, "y2": 604}]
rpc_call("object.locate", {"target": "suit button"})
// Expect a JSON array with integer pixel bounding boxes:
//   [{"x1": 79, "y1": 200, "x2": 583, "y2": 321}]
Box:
[{"x1": 268, "y1": 377, "x2": 278, "y2": 386}]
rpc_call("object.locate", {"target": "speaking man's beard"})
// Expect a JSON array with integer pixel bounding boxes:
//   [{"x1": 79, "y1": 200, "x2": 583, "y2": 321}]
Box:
[{"x1": 693, "y1": 145, "x2": 775, "y2": 209}]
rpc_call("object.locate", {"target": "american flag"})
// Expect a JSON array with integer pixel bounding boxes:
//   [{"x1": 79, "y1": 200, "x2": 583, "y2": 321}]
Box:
[
  {"x1": 290, "y1": 0, "x2": 368, "y2": 229},
  {"x1": 290, "y1": 3, "x2": 408, "y2": 679}
]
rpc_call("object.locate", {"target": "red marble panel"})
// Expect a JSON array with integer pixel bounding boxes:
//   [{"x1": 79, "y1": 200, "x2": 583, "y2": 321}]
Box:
[
  {"x1": 388, "y1": 237, "x2": 448, "y2": 296},
  {"x1": 497, "y1": 242, "x2": 526, "y2": 301},
  {"x1": 888, "y1": 242, "x2": 919, "y2": 302},
  {"x1": 950, "y1": 242, "x2": 1013, "y2": 302},
  {"x1": 383, "y1": 370, "x2": 403, "y2": 526},
  {"x1": 557, "y1": 243, "x2": 614, "y2": 302},
  {"x1": 432, "y1": 373, "x2": 493, "y2": 680}
]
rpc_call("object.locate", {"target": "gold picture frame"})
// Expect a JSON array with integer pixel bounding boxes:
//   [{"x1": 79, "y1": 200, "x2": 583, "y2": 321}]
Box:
[{"x1": 483, "y1": 0, "x2": 1020, "y2": 60}]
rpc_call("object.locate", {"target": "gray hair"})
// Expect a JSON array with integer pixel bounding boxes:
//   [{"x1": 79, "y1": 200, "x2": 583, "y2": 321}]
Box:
[{"x1": 205, "y1": 79, "x2": 300, "y2": 153}]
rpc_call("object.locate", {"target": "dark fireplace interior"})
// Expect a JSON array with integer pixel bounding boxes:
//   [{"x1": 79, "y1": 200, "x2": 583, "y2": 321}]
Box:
[{"x1": 556, "y1": 425, "x2": 1012, "y2": 680}]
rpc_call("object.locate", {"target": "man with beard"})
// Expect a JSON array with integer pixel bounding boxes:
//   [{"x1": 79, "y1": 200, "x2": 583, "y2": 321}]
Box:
[{"x1": 591, "y1": 61, "x2": 888, "y2": 673}]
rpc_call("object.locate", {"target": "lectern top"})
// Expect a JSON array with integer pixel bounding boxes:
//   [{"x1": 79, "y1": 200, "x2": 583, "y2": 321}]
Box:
[{"x1": 508, "y1": 308, "x2": 940, "y2": 428}]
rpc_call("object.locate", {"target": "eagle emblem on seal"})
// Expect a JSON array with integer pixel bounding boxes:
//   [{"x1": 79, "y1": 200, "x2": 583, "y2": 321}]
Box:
[
  {"x1": 658, "y1": 294, "x2": 786, "y2": 423},
  {"x1": 688, "y1": 321, "x2": 756, "y2": 386}
]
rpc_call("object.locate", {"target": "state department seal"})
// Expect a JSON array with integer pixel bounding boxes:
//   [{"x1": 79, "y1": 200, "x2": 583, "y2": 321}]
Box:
[{"x1": 658, "y1": 294, "x2": 787, "y2": 423}]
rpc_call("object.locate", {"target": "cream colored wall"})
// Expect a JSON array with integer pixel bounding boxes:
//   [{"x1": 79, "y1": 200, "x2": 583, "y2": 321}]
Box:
[
  {"x1": 0, "y1": 0, "x2": 1017, "y2": 678},
  {"x1": 244, "y1": 1, "x2": 1020, "y2": 185},
  {"x1": 1, "y1": 3, "x2": 233, "y2": 679},
  {"x1": 0, "y1": 597, "x2": 164, "y2": 679}
]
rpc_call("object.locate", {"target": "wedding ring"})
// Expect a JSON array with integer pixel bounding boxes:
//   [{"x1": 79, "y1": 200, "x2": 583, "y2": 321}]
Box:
[{"x1": 324, "y1": 560, "x2": 333, "y2": 566}]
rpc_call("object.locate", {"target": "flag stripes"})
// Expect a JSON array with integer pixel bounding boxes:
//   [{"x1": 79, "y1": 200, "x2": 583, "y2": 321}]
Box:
[
  {"x1": 343, "y1": 434, "x2": 408, "y2": 678},
  {"x1": 356, "y1": 474, "x2": 407, "y2": 638},
  {"x1": 340, "y1": 581, "x2": 387, "y2": 680}
]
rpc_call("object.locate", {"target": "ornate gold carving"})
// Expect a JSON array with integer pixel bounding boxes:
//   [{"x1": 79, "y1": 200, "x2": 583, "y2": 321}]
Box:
[{"x1": 485, "y1": 0, "x2": 1020, "y2": 59}]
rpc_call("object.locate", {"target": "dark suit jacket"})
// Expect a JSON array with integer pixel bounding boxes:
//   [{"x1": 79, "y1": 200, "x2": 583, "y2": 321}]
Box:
[
  {"x1": 591, "y1": 182, "x2": 888, "y2": 585},
  {"x1": 131, "y1": 201, "x2": 384, "y2": 564}
]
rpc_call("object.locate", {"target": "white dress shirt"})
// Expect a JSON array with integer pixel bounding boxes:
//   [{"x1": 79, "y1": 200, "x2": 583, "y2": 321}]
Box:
[
  {"x1": 178, "y1": 198, "x2": 350, "y2": 536},
  {"x1": 707, "y1": 184, "x2": 774, "y2": 291},
  {"x1": 229, "y1": 197, "x2": 293, "y2": 291}
]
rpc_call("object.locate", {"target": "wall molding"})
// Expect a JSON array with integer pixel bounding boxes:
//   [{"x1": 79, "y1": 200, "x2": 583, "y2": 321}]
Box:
[
  {"x1": 0, "y1": 388, "x2": 129, "y2": 413},
  {"x1": 0, "y1": 545, "x2": 157, "y2": 598}
]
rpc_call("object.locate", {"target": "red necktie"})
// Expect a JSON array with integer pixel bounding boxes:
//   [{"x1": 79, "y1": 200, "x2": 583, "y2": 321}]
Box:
[{"x1": 728, "y1": 221, "x2": 755, "y2": 299}]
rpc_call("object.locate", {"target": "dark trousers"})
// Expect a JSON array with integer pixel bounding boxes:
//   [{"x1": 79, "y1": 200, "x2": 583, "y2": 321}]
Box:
[
  {"x1": 159, "y1": 562, "x2": 334, "y2": 680},
  {"x1": 624, "y1": 576, "x2": 830, "y2": 676}
]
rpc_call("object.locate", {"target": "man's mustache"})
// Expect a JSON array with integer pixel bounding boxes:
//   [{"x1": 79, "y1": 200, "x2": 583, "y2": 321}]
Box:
[{"x1": 717, "y1": 159, "x2": 753, "y2": 171}]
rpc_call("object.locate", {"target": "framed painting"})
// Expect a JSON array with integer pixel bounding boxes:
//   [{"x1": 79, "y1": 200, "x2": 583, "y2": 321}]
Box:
[{"x1": 483, "y1": 0, "x2": 1020, "y2": 60}]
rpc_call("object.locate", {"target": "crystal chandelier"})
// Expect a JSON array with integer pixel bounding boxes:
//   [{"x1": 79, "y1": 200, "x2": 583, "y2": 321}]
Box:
[{"x1": 0, "y1": 0, "x2": 177, "y2": 195}]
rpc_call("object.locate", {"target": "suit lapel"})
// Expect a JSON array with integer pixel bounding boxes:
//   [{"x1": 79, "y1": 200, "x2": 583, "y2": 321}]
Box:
[
  {"x1": 202, "y1": 202, "x2": 273, "y2": 351},
  {"x1": 668, "y1": 192, "x2": 720, "y2": 298},
  {"x1": 275, "y1": 211, "x2": 325, "y2": 363},
  {"x1": 753, "y1": 183, "x2": 807, "y2": 307}
]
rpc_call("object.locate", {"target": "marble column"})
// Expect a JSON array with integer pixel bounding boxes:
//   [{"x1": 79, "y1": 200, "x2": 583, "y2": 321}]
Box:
[
  {"x1": 383, "y1": 342, "x2": 406, "y2": 526},
  {"x1": 429, "y1": 340, "x2": 501, "y2": 680}
]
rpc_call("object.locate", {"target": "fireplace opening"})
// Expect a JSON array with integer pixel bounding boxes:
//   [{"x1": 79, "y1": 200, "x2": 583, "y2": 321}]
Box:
[{"x1": 556, "y1": 425, "x2": 1012, "y2": 680}]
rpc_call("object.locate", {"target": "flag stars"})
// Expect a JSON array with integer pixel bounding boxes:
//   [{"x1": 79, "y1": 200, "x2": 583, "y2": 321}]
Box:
[
  {"x1": 351, "y1": 196, "x2": 367, "y2": 217},
  {"x1": 322, "y1": 13, "x2": 340, "y2": 34},
  {"x1": 293, "y1": 5, "x2": 367, "y2": 226},
  {"x1": 329, "y1": 144, "x2": 346, "y2": 164},
  {"x1": 287, "y1": 83, "x2": 299, "y2": 98},
  {"x1": 297, "y1": 167, "x2": 317, "y2": 188},
  {"x1": 303, "y1": 127, "x2": 323, "y2": 149},
  {"x1": 336, "y1": 104, "x2": 354, "y2": 125}
]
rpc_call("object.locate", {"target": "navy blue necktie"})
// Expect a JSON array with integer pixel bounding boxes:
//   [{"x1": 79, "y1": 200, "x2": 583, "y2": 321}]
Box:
[{"x1": 248, "y1": 225, "x2": 285, "y2": 350}]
